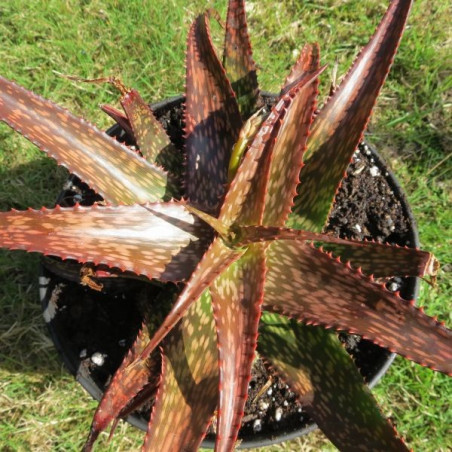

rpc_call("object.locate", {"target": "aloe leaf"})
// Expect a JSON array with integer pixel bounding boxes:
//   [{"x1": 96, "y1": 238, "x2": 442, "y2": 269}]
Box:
[
  {"x1": 219, "y1": 100, "x2": 282, "y2": 226},
  {"x1": 220, "y1": 68, "x2": 323, "y2": 226},
  {"x1": 223, "y1": 0, "x2": 259, "y2": 118},
  {"x1": 100, "y1": 104, "x2": 134, "y2": 138},
  {"x1": 238, "y1": 226, "x2": 438, "y2": 278},
  {"x1": 83, "y1": 323, "x2": 160, "y2": 452},
  {"x1": 185, "y1": 14, "x2": 242, "y2": 214},
  {"x1": 0, "y1": 202, "x2": 209, "y2": 282},
  {"x1": 280, "y1": 43, "x2": 320, "y2": 95},
  {"x1": 319, "y1": 240, "x2": 438, "y2": 279},
  {"x1": 264, "y1": 240, "x2": 452, "y2": 374},
  {"x1": 0, "y1": 76, "x2": 172, "y2": 204},
  {"x1": 135, "y1": 237, "x2": 244, "y2": 365},
  {"x1": 209, "y1": 243, "x2": 266, "y2": 451},
  {"x1": 227, "y1": 107, "x2": 269, "y2": 183},
  {"x1": 294, "y1": 0, "x2": 413, "y2": 231},
  {"x1": 144, "y1": 290, "x2": 218, "y2": 451},
  {"x1": 261, "y1": 66, "x2": 321, "y2": 227},
  {"x1": 259, "y1": 313, "x2": 409, "y2": 451},
  {"x1": 120, "y1": 89, "x2": 181, "y2": 172}
]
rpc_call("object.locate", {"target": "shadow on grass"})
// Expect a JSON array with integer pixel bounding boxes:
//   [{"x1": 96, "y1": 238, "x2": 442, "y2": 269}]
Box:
[{"x1": 0, "y1": 157, "x2": 68, "y2": 376}]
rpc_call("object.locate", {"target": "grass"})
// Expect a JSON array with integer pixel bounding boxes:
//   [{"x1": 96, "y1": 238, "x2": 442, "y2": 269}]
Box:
[{"x1": 0, "y1": 0, "x2": 450, "y2": 450}]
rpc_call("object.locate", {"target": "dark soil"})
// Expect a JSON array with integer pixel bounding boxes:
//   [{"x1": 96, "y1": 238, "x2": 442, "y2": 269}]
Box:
[{"x1": 41, "y1": 97, "x2": 418, "y2": 445}]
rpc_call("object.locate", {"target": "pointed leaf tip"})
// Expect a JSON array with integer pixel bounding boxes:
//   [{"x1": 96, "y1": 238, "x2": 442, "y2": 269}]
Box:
[
  {"x1": 295, "y1": 0, "x2": 414, "y2": 231},
  {"x1": 223, "y1": 0, "x2": 259, "y2": 118},
  {"x1": 120, "y1": 89, "x2": 180, "y2": 173},
  {"x1": 185, "y1": 13, "x2": 242, "y2": 215}
]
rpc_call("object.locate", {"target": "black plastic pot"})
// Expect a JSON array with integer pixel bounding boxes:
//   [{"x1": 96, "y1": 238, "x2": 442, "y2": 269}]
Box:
[{"x1": 39, "y1": 95, "x2": 420, "y2": 449}]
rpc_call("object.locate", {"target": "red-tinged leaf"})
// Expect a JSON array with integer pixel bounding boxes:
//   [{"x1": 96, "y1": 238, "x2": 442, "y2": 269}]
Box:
[
  {"x1": 83, "y1": 324, "x2": 160, "y2": 452},
  {"x1": 220, "y1": 68, "x2": 323, "y2": 226},
  {"x1": 120, "y1": 89, "x2": 181, "y2": 172},
  {"x1": 185, "y1": 14, "x2": 242, "y2": 214},
  {"x1": 259, "y1": 313, "x2": 409, "y2": 451},
  {"x1": 136, "y1": 237, "x2": 244, "y2": 364},
  {"x1": 100, "y1": 104, "x2": 134, "y2": 138},
  {"x1": 209, "y1": 243, "x2": 266, "y2": 451},
  {"x1": 0, "y1": 76, "x2": 172, "y2": 204},
  {"x1": 264, "y1": 240, "x2": 452, "y2": 374},
  {"x1": 0, "y1": 202, "x2": 209, "y2": 282},
  {"x1": 320, "y1": 240, "x2": 439, "y2": 279},
  {"x1": 219, "y1": 100, "x2": 282, "y2": 226},
  {"x1": 281, "y1": 43, "x2": 320, "y2": 96},
  {"x1": 261, "y1": 66, "x2": 321, "y2": 227},
  {"x1": 294, "y1": 0, "x2": 413, "y2": 231},
  {"x1": 238, "y1": 226, "x2": 438, "y2": 278},
  {"x1": 144, "y1": 290, "x2": 218, "y2": 451},
  {"x1": 223, "y1": 0, "x2": 259, "y2": 118}
]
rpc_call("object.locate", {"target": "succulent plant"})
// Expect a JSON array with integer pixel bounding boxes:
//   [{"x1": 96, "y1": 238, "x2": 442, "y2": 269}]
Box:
[{"x1": 0, "y1": 0, "x2": 450, "y2": 451}]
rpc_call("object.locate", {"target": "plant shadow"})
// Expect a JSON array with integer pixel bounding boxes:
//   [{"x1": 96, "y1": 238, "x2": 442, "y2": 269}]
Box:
[{"x1": 0, "y1": 157, "x2": 69, "y2": 376}]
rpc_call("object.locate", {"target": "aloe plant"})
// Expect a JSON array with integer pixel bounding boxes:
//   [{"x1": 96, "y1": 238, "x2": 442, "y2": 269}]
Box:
[{"x1": 0, "y1": 0, "x2": 450, "y2": 451}]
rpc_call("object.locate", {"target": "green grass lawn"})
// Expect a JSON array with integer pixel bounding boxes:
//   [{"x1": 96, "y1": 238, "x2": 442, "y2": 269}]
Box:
[{"x1": 0, "y1": 0, "x2": 450, "y2": 450}]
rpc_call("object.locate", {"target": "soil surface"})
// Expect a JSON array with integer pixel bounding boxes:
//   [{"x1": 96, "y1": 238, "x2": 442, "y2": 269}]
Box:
[{"x1": 41, "y1": 97, "x2": 417, "y2": 445}]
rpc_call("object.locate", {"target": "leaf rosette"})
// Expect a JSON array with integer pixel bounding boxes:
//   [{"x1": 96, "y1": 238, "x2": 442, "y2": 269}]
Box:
[{"x1": 0, "y1": 1, "x2": 450, "y2": 451}]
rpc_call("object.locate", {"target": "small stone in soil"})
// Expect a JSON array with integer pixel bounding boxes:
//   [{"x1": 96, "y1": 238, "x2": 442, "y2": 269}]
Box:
[
  {"x1": 91, "y1": 352, "x2": 106, "y2": 366},
  {"x1": 387, "y1": 282, "x2": 399, "y2": 292},
  {"x1": 259, "y1": 400, "x2": 269, "y2": 411},
  {"x1": 275, "y1": 407, "x2": 283, "y2": 422},
  {"x1": 253, "y1": 419, "x2": 262, "y2": 432},
  {"x1": 369, "y1": 165, "x2": 380, "y2": 177}
]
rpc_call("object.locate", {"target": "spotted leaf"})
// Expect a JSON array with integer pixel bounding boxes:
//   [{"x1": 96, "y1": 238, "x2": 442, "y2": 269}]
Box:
[
  {"x1": 136, "y1": 237, "x2": 244, "y2": 364},
  {"x1": 259, "y1": 313, "x2": 409, "y2": 451},
  {"x1": 120, "y1": 89, "x2": 182, "y2": 173},
  {"x1": 223, "y1": 0, "x2": 259, "y2": 118},
  {"x1": 209, "y1": 244, "x2": 266, "y2": 451},
  {"x1": 220, "y1": 67, "x2": 323, "y2": 226},
  {"x1": 83, "y1": 323, "x2": 160, "y2": 452},
  {"x1": 261, "y1": 65, "x2": 321, "y2": 226},
  {"x1": 294, "y1": 0, "x2": 413, "y2": 231},
  {"x1": 264, "y1": 240, "x2": 452, "y2": 374},
  {"x1": 0, "y1": 76, "x2": 172, "y2": 205},
  {"x1": 281, "y1": 43, "x2": 320, "y2": 96},
  {"x1": 185, "y1": 13, "x2": 242, "y2": 214},
  {"x1": 0, "y1": 202, "x2": 209, "y2": 282},
  {"x1": 144, "y1": 290, "x2": 218, "y2": 451},
  {"x1": 238, "y1": 226, "x2": 438, "y2": 278}
]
